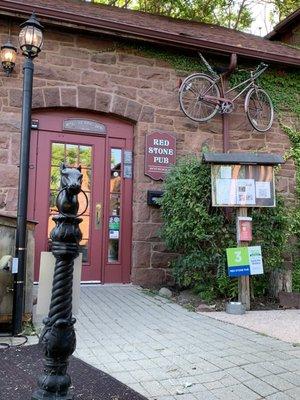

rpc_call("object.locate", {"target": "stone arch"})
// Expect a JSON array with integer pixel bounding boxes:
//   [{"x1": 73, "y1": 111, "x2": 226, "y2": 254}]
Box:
[{"x1": 32, "y1": 86, "x2": 154, "y2": 123}]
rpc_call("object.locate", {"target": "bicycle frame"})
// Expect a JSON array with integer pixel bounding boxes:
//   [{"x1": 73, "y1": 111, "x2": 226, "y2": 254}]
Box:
[
  {"x1": 222, "y1": 65, "x2": 268, "y2": 103},
  {"x1": 198, "y1": 51, "x2": 268, "y2": 105}
]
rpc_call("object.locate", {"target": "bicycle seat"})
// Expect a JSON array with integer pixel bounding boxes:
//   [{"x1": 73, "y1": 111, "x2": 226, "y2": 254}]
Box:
[{"x1": 214, "y1": 66, "x2": 230, "y2": 75}]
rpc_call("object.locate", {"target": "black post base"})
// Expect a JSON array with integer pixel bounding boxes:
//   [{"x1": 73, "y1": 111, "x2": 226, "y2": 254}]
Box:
[{"x1": 31, "y1": 390, "x2": 74, "y2": 400}]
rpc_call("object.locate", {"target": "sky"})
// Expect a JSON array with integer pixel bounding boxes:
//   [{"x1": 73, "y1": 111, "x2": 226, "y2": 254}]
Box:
[{"x1": 248, "y1": 2, "x2": 275, "y2": 36}]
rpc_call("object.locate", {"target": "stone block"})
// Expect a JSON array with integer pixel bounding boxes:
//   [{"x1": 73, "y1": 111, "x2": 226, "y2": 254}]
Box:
[
  {"x1": 61, "y1": 88, "x2": 77, "y2": 107},
  {"x1": 139, "y1": 106, "x2": 155, "y2": 123},
  {"x1": 91, "y1": 53, "x2": 116, "y2": 64},
  {"x1": 118, "y1": 53, "x2": 154, "y2": 66},
  {"x1": 0, "y1": 190, "x2": 7, "y2": 208},
  {"x1": 131, "y1": 268, "x2": 166, "y2": 287},
  {"x1": 11, "y1": 134, "x2": 20, "y2": 165},
  {"x1": 125, "y1": 100, "x2": 142, "y2": 121},
  {"x1": 5, "y1": 189, "x2": 18, "y2": 211},
  {"x1": 81, "y1": 70, "x2": 110, "y2": 87},
  {"x1": 32, "y1": 88, "x2": 45, "y2": 109},
  {"x1": 239, "y1": 138, "x2": 267, "y2": 150},
  {"x1": 0, "y1": 133, "x2": 10, "y2": 149},
  {"x1": 276, "y1": 177, "x2": 289, "y2": 193},
  {"x1": 138, "y1": 89, "x2": 178, "y2": 109},
  {"x1": 111, "y1": 75, "x2": 152, "y2": 89},
  {"x1": 62, "y1": 47, "x2": 90, "y2": 59},
  {"x1": 119, "y1": 65, "x2": 138, "y2": 78},
  {"x1": 132, "y1": 241, "x2": 151, "y2": 269},
  {"x1": 151, "y1": 251, "x2": 177, "y2": 269},
  {"x1": 133, "y1": 203, "x2": 150, "y2": 222},
  {"x1": 139, "y1": 66, "x2": 170, "y2": 81},
  {"x1": 34, "y1": 64, "x2": 58, "y2": 80},
  {"x1": 0, "y1": 165, "x2": 18, "y2": 187},
  {"x1": 111, "y1": 95, "x2": 127, "y2": 116},
  {"x1": 76, "y1": 36, "x2": 114, "y2": 51},
  {"x1": 9, "y1": 89, "x2": 22, "y2": 108},
  {"x1": 78, "y1": 86, "x2": 96, "y2": 109},
  {"x1": 46, "y1": 54, "x2": 72, "y2": 66},
  {"x1": 0, "y1": 149, "x2": 8, "y2": 164},
  {"x1": 133, "y1": 223, "x2": 161, "y2": 241},
  {"x1": 116, "y1": 86, "x2": 137, "y2": 100},
  {"x1": 279, "y1": 292, "x2": 300, "y2": 309},
  {"x1": 43, "y1": 87, "x2": 60, "y2": 107},
  {"x1": 95, "y1": 92, "x2": 112, "y2": 113},
  {"x1": 151, "y1": 208, "x2": 163, "y2": 223}
]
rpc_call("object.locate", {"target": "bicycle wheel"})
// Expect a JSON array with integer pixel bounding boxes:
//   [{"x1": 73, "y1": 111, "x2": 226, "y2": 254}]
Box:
[
  {"x1": 179, "y1": 73, "x2": 220, "y2": 122},
  {"x1": 245, "y1": 88, "x2": 274, "y2": 132}
]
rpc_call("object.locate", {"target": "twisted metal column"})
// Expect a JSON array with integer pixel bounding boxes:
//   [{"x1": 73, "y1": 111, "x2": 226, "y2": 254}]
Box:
[{"x1": 32, "y1": 167, "x2": 83, "y2": 400}]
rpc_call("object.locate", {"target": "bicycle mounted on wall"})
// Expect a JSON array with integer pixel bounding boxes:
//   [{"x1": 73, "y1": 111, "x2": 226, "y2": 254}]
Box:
[{"x1": 179, "y1": 52, "x2": 274, "y2": 132}]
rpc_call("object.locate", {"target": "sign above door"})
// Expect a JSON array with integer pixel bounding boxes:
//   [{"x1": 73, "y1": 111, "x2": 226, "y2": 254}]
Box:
[
  {"x1": 63, "y1": 119, "x2": 107, "y2": 134},
  {"x1": 145, "y1": 131, "x2": 176, "y2": 181}
]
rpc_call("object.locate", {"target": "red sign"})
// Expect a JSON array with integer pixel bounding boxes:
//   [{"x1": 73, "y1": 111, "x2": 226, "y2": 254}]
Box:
[
  {"x1": 238, "y1": 218, "x2": 253, "y2": 242},
  {"x1": 145, "y1": 131, "x2": 176, "y2": 180}
]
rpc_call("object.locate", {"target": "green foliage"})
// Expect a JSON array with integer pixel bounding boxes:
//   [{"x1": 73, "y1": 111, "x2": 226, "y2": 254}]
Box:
[
  {"x1": 88, "y1": 0, "x2": 254, "y2": 30},
  {"x1": 251, "y1": 198, "x2": 290, "y2": 272},
  {"x1": 160, "y1": 157, "x2": 291, "y2": 300},
  {"x1": 230, "y1": 67, "x2": 300, "y2": 117},
  {"x1": 270, "y1": 0, "x2": 300, "y2": 22},
  {"x1": 282, "y1": 126, "x2": 300, "y2": 292}
]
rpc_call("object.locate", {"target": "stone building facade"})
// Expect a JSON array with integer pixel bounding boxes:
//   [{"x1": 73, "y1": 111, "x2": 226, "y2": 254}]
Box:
[{"x1": 0, "y1": 0, "x2": 299, "y2": 287}]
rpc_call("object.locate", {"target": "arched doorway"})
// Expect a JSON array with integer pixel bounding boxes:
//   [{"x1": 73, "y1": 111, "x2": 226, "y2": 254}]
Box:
[{"x1": 28, "y1": 110, "x2": 133, "y2": 283}]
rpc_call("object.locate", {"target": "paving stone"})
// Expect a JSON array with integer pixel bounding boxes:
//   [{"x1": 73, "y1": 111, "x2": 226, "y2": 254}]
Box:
[
  {"x1": 243, "y1": 377, "x2": 277, "y2": 397},
  {"x1": 73, "y1": 286, "x2": 300, "y2": 400},
  {"x1": 261, "y1": 374, "x2": 295, "y2": 391},
  {"x1": 285, "y1": 386, "x2": 300, "y2": 399},
  {"x1": 265, "y1": 393, "x2": 293, "y2": 399}
]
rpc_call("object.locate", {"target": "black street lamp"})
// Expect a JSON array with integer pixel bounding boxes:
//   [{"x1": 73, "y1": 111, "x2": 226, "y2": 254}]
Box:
[{"x1": 12, "y1": 12, "x2": 43, "y2": 335}]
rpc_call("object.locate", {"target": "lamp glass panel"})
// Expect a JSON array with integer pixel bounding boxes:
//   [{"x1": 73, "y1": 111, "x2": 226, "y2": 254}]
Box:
[
  {"x1": 19, "y1": 25, "x2": 43, "y2": 55},
  {"x1": 1, "y1": 47, "x2": 16, "y2": 63}
]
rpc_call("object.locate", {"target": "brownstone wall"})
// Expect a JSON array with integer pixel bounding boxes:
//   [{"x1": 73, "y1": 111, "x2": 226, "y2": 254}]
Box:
[{"x1": 0, "y1": 18, "x2": 296, "y2": 286}]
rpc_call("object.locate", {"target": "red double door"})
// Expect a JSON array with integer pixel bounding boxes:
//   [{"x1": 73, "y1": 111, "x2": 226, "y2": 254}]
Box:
[{"x1": 28, "y1": 111, "x2": 133, "y2": 283}]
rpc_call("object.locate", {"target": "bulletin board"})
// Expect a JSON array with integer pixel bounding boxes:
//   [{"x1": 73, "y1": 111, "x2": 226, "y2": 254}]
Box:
[{"x1": 211, "y1": 164, "x2": 275, "y2": 207}]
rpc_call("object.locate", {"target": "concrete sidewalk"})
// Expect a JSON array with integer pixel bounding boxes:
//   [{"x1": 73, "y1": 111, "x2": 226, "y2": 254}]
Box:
[
  {"x1": 74, "y1": 286, "x2": 300, "y2": 400},
  {"x1": 199, "y1": 310, "x2": 300, "y2": 344}
]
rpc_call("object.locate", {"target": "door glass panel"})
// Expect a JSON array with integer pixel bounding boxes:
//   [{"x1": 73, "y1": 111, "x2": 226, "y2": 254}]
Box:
[
  {"x1": 66, "y1": 144, "x2": 78, "y2": 166},
  {"x1": 48, "y1": 142, "x2": 92, "y2": 263},
  {"x1": 50, "y1": 167, "x2": 61, "y2": 190},
  {"x1": 109, "y1": 194, "x2": 120, "y2": 216},
  {"x1": 81, "y1": 168, "x2": 91, "y2": 191},
  {"x1": 51, "y1": 143, "x2": 65, "y2": 165},
  {"x1": 79, "y1": 145, "x2": 92, "y2": 168},
  {"x1": 108, "y1": 148, "x2": 122, "y2": 263}
]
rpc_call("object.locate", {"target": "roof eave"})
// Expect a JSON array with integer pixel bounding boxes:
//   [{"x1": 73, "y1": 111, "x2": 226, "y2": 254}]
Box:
[
  {"x1": 0, "y1": 0, "x2": 299, "y2": 67},
  {"x1": 266, "y1": 9, "x2": 300, "y2": 40}
]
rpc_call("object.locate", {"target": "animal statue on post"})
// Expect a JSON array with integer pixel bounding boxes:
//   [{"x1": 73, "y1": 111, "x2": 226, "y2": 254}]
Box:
[
  {"x1": 57, "y1": 163, "x2": 83, "y2": 216},
  {"x1": 32, "y1": 164, "x2": 84, "y2": 400}
]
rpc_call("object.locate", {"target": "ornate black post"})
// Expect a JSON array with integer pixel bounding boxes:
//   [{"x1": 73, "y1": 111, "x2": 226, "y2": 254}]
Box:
[{"x1": 32, "y1": 164, "x2": 85, "y2": 400}]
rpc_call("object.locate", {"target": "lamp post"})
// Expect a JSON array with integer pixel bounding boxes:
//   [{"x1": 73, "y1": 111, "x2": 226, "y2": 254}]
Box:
[{"x1": 12, "y1": 12, "x2": 43, "y2": 335}]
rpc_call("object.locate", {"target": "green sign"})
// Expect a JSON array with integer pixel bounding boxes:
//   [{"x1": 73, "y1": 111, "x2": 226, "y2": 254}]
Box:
[
  {"x1": 226, "y1": 246, "x2": 263, "y2": 277},
  {"x1": 109, "y1": 216, "x2": 120, "y2": 231}
]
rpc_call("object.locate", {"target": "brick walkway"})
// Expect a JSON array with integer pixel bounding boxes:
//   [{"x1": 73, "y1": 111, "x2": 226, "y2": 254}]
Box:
[{"x1": 74, "y1": 286, "x2": 300, "y2": 400}]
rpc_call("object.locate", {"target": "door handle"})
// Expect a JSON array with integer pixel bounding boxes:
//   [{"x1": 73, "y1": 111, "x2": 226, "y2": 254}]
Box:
[{"x1": 95, "y1": 203, "x2": 102, "y2": 230}]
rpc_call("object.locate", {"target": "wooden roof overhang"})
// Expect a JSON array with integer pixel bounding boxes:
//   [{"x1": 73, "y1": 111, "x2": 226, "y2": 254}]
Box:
[{"x1": 0, "y1": 0, "x2": 299, "y2": 67}]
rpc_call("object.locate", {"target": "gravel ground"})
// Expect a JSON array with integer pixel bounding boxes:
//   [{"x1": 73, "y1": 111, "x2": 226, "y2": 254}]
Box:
[{"x1": 198, "y1": 309, "x2": 300, "y2": 344}]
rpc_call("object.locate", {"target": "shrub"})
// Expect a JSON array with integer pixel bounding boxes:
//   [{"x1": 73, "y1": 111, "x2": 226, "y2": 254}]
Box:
[{"x1": 160, "y1": 156, "x2": 293, "y2": 300}]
